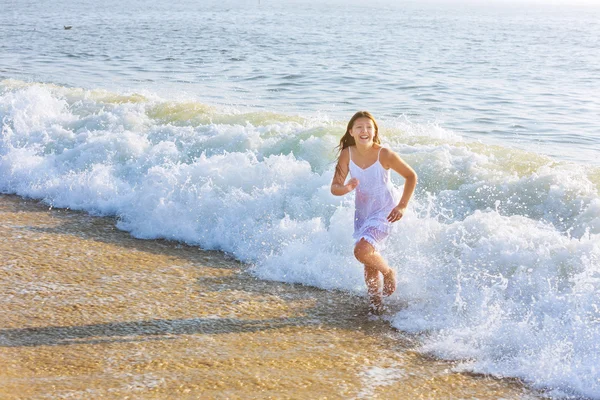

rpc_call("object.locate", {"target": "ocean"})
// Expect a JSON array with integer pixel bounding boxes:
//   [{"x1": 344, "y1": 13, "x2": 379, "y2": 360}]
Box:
[{"x1": 1, "y1": 0, "x2": 599, "y2": 398}]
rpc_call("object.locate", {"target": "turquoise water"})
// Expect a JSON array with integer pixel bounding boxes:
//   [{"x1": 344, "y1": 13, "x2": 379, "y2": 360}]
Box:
[{"x1": 2, "y1": 0, "x2": 599, "y2": 163}]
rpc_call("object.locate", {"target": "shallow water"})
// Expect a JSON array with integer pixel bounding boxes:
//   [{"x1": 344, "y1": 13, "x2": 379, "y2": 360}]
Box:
[
  {"x1": 0, "y1": 195, "x2": 541, "y2": 399},
  {"x1": 0, "y1": 79, "x2": 599, "y2": 398}
]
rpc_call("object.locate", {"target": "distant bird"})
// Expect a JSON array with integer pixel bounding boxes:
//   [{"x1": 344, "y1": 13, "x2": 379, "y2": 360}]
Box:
[{"x1": 64, "y1": 26, "x2": 72, "y2": 30}]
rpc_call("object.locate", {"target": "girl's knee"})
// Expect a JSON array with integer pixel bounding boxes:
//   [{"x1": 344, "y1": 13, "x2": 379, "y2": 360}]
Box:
[{"x1": 354, "y1": 239, "x2": 374, "y2": 263}]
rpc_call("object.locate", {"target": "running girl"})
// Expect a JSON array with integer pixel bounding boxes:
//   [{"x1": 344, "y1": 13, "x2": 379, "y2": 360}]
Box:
[{"x1": 331, "y1": 111, "x2": 417, "y2": 314}]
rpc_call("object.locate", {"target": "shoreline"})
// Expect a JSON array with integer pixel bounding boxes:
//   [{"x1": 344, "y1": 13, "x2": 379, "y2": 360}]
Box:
[{"x1": 0, "y1": 194, "x2": 542, "y2": 399}]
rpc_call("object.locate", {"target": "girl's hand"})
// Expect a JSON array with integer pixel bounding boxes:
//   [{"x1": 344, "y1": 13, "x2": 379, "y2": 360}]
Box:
[
  {"x1": 387, "y1": 206, "x2": 405, "y2": 223},
  {"x1": 345, "y1": 178, "x2": 359, "y2": 193}
]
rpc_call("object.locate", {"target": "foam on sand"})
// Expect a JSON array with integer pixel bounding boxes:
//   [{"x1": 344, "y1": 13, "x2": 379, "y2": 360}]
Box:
[{"x1": 1, "y1": 81, "x2": 599, "y2": 398}]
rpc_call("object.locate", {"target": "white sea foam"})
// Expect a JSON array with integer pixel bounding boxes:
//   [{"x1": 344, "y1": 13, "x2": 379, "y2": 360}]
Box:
[{"x1": 1, "y1": 82, "x2": 599, "y2": 398}]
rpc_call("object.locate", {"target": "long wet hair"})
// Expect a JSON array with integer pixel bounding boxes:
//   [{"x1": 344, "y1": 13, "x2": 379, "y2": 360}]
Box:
[{"x1": 334, "y1": 111, "x2": 380, "y2": 177}]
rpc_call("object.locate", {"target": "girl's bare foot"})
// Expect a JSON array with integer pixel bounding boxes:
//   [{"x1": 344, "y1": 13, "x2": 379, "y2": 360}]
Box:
[
  {"x1": 369, "y1": 296, "x2": 384, "y2": 315},
  {"x1": 382, "y1": 269, "x2": 397, "y2": 297}
]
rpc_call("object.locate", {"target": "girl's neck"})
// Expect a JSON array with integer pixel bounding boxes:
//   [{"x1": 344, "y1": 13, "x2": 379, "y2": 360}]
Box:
[{"x1": 353, "y1": 143, "x2": 378, "y2": 156}]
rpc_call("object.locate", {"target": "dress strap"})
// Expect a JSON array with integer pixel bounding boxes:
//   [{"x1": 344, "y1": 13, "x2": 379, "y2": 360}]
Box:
[{"x1": 377, "y1": 147, "x2": 383, "y2": 162}]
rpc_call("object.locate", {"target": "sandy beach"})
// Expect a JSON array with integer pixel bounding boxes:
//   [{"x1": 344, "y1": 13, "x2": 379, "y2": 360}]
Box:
[{"x1": 0, "y1": 194, "x2": 542, "y2": 399}]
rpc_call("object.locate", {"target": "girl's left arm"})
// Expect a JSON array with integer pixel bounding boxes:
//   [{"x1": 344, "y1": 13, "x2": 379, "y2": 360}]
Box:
[{"x1": 381, "y1": 148, "x2": 418, "y2": 222}]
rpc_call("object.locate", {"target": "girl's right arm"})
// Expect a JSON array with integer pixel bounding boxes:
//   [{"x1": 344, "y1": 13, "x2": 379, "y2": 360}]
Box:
[{"x1": 331, "y1": 148, "x2": 359, "y2": 196}]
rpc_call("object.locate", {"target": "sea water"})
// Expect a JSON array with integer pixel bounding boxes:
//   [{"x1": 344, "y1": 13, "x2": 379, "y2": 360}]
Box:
[{"x1": 1, "y1": 0, "x2": 599, "y2": 398}]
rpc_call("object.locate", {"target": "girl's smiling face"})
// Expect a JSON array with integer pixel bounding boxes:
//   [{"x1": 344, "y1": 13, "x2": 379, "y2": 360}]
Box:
[{"x1": 350, "y1": 117, "x2": 376, "y2": 146}]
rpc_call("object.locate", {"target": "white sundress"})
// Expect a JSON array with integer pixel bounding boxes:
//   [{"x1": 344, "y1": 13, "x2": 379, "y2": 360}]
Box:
[{"x1": 348, "y1": 146, "x2": 400, "y2": 251}]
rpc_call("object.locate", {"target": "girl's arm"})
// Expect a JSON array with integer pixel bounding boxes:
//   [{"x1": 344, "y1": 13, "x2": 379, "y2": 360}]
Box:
[
  {"x1": 331, "y1": 148, "x2": 359, "y2": 196},
  {"x1": 380, "y1": 148, "x2": 418, "y2": 222}
]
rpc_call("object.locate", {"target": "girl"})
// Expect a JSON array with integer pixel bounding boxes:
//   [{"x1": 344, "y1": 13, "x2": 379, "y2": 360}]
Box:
[{"x1": 331, "y1": 111, "x2": 417, "y2": 314}]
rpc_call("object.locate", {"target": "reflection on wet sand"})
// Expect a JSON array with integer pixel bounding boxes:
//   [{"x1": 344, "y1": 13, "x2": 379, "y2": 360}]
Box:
[{"x1": 0, "y1": 195, "x2": 541, "y2": 399}]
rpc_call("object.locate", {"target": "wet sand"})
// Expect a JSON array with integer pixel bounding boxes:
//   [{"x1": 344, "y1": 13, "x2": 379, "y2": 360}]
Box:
[{"x1": 0, "y1": 194, "x2": 543, "y2": 399}]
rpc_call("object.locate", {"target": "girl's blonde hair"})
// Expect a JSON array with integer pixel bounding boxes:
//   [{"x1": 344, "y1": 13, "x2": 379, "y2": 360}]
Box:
[{"x1": 336, "y1": 111, "x2": 380, "y2": 155}]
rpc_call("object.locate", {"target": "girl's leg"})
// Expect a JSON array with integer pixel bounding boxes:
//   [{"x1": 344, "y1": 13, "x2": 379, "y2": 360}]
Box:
[
  {"x1": 354, "y1": 239, "x2": 397, "y2": 297},
  {"x1": 364, "y1": 264, "x2": 383, "y2": 314}
]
